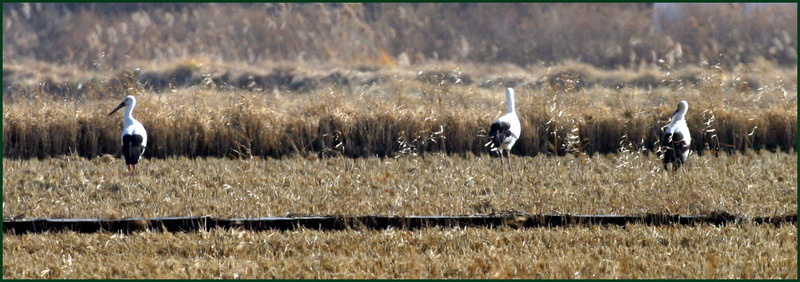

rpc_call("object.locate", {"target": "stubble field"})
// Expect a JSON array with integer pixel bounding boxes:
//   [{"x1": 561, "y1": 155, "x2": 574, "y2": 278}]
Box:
[
  {"x1": 3, "y1": 224, "x2": 796, "y2": 279},
  {"x1": 3, "y1": 151, "x2": 798, "y2": 279},
  {"x1": 1, "y1": 152, "x2": 797, "y2": 218}
]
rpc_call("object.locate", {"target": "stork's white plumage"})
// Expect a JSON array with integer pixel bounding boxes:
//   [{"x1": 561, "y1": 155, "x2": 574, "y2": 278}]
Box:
[
  {"x1": 108, "y1": 95, "x2": 147, "y2": 176},
  {"x1": 488, "y1": 88, "x2": 521, "y2": 182},
  {"x1": 661, "y1": 100, "x2": 691, "y2": 171}
]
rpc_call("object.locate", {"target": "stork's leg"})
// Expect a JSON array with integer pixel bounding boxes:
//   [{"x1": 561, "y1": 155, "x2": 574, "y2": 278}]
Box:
[
  {"x1": 675, "y1": 161, "x2": 685, "y2": 172},
  {"x1": 497, "y1": 149, "x2": 514, "y2": 182},
  {"x1": 499, "y1": 149, "x2": 506, "y2": 180},
  {"x1": 506, "y1": 150, "x2": 515, "y2": 183}
]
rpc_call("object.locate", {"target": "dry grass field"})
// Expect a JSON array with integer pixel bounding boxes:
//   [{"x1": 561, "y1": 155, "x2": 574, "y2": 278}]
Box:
[
  {"x1": 3, "y1": 4, "x2": 797, "y2": 279},
  {"x1": 4, "y1": 66, "x2": 796, "y2": 280},
  {"x1": 2, "y1": 65, "x2": 796, "y2": 278},
  {"x1": 3, "y1": 54, "x2": 797, "y2": 282},
  {"x1": 3, "y1": 152, "x2": 795, "y2": 219},
  {"x1": 3, "y1": 224, "x2": 796, "y2": 279}
]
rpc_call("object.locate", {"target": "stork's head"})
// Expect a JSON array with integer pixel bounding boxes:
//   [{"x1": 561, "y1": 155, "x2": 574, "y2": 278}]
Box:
[
  {"x1": 670, "y1": 100, "x2": 689, "y2": 121},
  {"x1": 675, "y1": 100, "x2": 688, "y2": 115},
  {"x1": 108, "y1": 95, "x2": 137, "y2": 116}
]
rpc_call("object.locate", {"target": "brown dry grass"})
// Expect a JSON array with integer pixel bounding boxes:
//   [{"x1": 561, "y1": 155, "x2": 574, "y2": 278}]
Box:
[
  {"x1": 2, "y1": 152, "x2": 795, "y2": 219},
  {"x1": 3, "y1": 224, "x2": 796, "y2": 279},
  {"x1": 3, "y1": 63, "x2": 797, "y2": 159}
]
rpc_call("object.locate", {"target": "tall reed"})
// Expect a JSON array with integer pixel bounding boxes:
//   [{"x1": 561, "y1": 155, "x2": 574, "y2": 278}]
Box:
[{"x1": 3, "y1": 73, "x2": 795, "y2": 159}]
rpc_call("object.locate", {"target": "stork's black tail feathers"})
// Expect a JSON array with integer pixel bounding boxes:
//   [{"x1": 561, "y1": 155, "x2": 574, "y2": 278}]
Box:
[
  {"x1": 122, "y1": 134, "x2": 145, "y2": 165},
  {"x1": 661, "y1": 132, "x2": 688, "y2": 169},
  {"x1": 489, "y1": 121, "x2": 512, "y2": 149}
]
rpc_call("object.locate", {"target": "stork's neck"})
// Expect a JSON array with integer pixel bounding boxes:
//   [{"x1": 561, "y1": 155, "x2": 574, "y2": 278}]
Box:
[
  {"x1": 671, "y1": 109, "x2": 686, "y2": 123},
  {"x1": 123, "y1": 103, "x2": 137, "y2": 125},
  {"x1": 506, "y1": 90, "x2": 516, "y2": 114}
]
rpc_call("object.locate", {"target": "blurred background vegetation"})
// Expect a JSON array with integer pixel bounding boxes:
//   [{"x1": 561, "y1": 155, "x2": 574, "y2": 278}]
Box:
[{"x1": 3, "y1": 3, "x2": 796, "y2": 70}]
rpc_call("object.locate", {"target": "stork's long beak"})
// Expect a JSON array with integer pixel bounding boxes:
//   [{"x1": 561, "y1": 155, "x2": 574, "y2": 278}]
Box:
[{"x1": 108, "y1": 101, "x2": 126, "y2": 116}]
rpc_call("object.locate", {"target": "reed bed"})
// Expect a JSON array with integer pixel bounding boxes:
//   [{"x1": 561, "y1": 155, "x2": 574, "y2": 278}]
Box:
[
  {"x1": 3, "y1": 3, "x2": 796, "y2": 69},
  {"x1": 3, "y1": 64, "x2": 796, "y2": 159},
  {"x1": 3, "y1": 224, "x2": 796, "y2": 279},
  {"x1": 2, "y1": 152, "x2": 795, "y2": 219}
]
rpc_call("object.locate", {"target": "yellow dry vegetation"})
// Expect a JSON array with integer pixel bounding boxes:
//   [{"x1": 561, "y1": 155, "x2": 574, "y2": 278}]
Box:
[
  {"x1": 3, "y1": 65, "x2": 797, "y2": 159},
  {"x1": 3, "y1": 224, "x2": 796, "y2": 279},
  {"x1": 2, "y1": 152, "x2": 795, "y2": 218}
]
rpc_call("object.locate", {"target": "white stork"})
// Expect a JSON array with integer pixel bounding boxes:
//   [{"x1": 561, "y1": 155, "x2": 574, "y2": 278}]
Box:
[
  {"x1": 488, "y1": 88, "x2": 521, "y2": 182},
  {"x1": 661, "y1": 100, "x2": 691, "y2": 171},
  {"x1": 108, "y1": 95, "x2": 147, "y2": 176}
]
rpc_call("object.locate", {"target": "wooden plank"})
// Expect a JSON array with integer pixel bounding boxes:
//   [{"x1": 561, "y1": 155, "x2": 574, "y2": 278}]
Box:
[{"x1": 3, "y1": 214, "x2": 796, "y2": 234}]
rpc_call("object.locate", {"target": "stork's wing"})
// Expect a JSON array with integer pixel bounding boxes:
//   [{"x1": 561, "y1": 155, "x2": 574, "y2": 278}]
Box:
[{"x1": 489, "y1": 121, "x2": 517, "y2": 147}]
